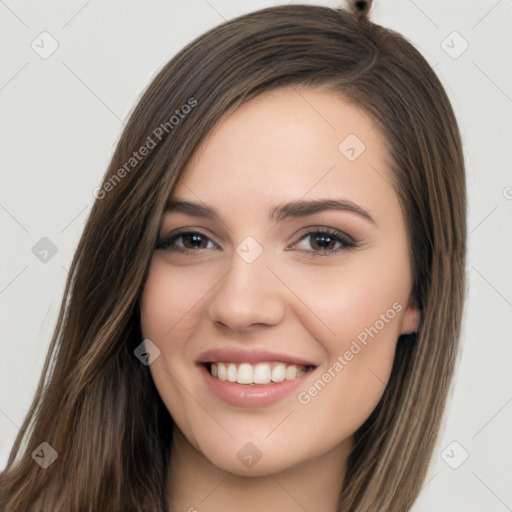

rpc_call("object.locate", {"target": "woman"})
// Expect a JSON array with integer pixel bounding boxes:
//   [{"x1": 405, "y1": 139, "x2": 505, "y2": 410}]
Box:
[{"x1": 0, "y1": 1, "x2": 466, "y2": 510}]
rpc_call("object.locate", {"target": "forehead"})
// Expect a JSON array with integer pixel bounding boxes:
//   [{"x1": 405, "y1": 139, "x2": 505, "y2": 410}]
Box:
[{"x1": 173, "y1": 87, "x2": 396, "y2": 215}]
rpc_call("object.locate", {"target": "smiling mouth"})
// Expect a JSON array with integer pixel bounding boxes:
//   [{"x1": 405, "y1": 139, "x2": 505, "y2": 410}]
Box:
[{"x1": 204, "y1": 361, "x2": 315, "y2": 385}]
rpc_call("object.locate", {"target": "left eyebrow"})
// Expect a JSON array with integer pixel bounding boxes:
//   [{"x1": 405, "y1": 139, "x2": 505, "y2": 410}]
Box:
[
  {"x1": 165, "y1": 197, "x2": 376, "y2": 225},
  {"x1": 269, "y1": 198, "x2": 376, "y2": 224}
]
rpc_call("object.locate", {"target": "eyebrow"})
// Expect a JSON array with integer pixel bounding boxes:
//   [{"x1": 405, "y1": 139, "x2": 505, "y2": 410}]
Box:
[
  {"x1": 166, "y1": 198, "x2": 375, "y2": 224},
  {"x1": 270, "y1": 198, "x2": 375, "y2": 224}
]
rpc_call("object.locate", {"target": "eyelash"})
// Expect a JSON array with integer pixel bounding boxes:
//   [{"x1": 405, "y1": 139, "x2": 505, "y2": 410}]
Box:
[{"x1": 155, "y1": 228, "x2": 357, "y2": 256}]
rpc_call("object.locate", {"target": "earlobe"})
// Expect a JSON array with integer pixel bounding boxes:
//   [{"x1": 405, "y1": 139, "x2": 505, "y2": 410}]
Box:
[{"x1": 400, "y1": 298, "x2": 421, "y2": 335}]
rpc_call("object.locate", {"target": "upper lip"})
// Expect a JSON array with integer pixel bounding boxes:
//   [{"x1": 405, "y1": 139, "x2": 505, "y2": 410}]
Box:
[{"x1": 197, "y1": 347, "x2": 317, "y2": 367}]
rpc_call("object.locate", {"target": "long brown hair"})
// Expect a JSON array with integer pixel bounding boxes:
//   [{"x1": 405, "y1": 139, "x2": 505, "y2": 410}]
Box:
[{"x1": 0, "y1": 3, "x2": 466, "y2": 511}]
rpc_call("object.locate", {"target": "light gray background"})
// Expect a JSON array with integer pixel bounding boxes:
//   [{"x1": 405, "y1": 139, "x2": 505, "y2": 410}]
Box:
[{"x1": 1, "y1": 1, "x2": 511, "y2": 510}]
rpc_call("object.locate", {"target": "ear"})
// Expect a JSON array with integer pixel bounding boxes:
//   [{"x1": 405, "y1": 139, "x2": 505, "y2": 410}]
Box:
[{"x1": 400, "y1": 295, "x2": 421, "y2": 335}]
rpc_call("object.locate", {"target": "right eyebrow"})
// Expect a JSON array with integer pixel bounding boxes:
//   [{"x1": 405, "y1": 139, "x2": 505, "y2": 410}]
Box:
[{"x1": 165, "y1": 199, "x2": 220, "y2": 220}]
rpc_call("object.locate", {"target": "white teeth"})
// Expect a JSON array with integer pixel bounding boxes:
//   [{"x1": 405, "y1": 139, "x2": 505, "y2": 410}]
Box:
[
  {"x1": 271, "y1": 363, "x2": 286, "y2": 383},
  {"x1": 237, "y1": 363, "x2": 253, "y2": 384},
  {"x1": 253, "y1": 363, "x2": 272, "y2": 384},
  {"x1": 285, "y1": 365, "x2": 297, "y2": 380},
  {"x1": 227, "y1": 363, "x2": 237, "y2": 382},
  {"x1": 210, "y1": 362, "x2": 310, "y2": 385},
  {"x1": 217, "y1": 362, "x2": 227, "y2": 381}
]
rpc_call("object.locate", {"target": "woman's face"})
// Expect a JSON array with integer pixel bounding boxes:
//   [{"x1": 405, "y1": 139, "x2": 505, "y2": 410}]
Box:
[{"x1": 140, "y1": 87, "x2": 420, "y2": 476}]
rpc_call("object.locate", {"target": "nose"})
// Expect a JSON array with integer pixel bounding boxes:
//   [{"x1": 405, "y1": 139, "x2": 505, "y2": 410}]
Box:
[{"x1": 207, "y1": 249, "x2": 287, "y2": 333}]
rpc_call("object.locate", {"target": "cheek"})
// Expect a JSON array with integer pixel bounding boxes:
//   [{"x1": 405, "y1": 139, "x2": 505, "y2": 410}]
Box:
[
  {"x1": 283, "y1": 249, "x2": 410, "y2": 432},
  {"x1": 140, "y1": 257, "x2": 212, "y2": 342},
  {"x1": 277, "y1": 246, "x2": 410, "y2": 349},
  {"x1": 139, "y1": 258, "x2": 214, "y2": 433},
  {"x1": 139, "y1": 259, "x2": 207, "y2": 404}
]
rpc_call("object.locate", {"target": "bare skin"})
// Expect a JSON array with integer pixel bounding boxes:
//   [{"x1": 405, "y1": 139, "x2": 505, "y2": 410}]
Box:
[{"x1": 140, "y1": 87, "x2": 420, "y2": 511}]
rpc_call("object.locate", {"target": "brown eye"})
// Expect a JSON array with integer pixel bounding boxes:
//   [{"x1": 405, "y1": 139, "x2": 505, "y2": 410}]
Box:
[
  {"x1": 156, "y1": 231, "x2": 218, "y2": 252},
  {"x1": 292, "y1": 228, "x2": 357, "y2": 256},
  {"x1": 310, "y1": 233, "x2": 337, "y2": 251},
  {"x1": 181, "y1": 233, "x2": 209, "y2": 249}
]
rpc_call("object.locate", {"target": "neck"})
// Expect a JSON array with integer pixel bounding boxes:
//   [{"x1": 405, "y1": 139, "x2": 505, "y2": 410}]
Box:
[{"x1": 167, "y1": 428, "x2": 351, "y2": 512}]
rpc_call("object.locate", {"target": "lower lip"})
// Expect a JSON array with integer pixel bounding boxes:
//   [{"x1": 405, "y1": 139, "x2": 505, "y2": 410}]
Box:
[{"x1": 199, "y1": 364, "x2": 313, "y2": 408}]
